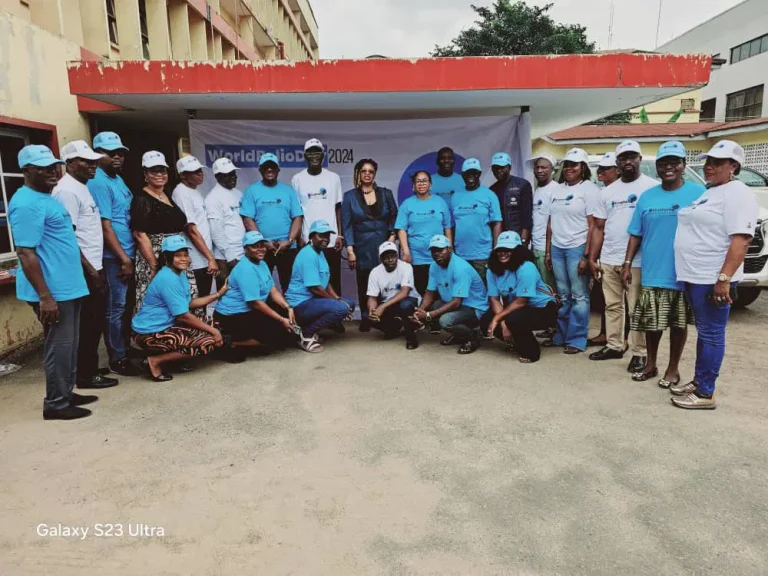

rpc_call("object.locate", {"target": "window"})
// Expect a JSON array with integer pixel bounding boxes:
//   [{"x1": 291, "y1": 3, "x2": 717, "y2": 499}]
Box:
[
  {"x1": 0, "y1": 130, "x2": 30, "y2": 259},
  {"x1": 106, "y1": 0, "x2": 118, "y2": 45},
  {"x1": 681, "y1": 98, "x2": 696, "y2": 112},
  {"x1": 139, "y1": 0, "x2": 150, "y2": 59},
  {"x1": 726, "y1": 85, "x2": 764, "y2": 121},
  {"x1": 737, "y1": 167, "x2": 768, "y2": 188},
  {"x1": 731, "y1": 33, "x2": 768, "y2": 64},
  {"x1": 700, "y1": 98, "x2": 716, "y2": 122}
]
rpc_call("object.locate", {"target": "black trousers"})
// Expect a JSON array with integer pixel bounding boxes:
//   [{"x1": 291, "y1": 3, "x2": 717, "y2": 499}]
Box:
[
  {"x1": 413, "y1": 264, "x2": 430, "y2": 296},
  {"x1": 372, "y1": 297, "x2": 419, "y2": 338},
  {"x1": 214, "y1": 301, "x2": 294, "y2": 349},
  {"x1": 193, "y1": 268, "x2": 215, "y2": 298},
  {"x1": 324, "y1": 248, "x2": 342, "y2": 295},
  {"x1": 77, "y1": 270, "x2": 107, "y2": 383},
  {"x1": 481, "y1": 302, "x2": 558, "y2": 362},
  {"x1": 356, "y1": 268, "x2": 373, "y2": 322},
  {"x1": 264, "y1": 248, "x2": 298, "y2": 292}
]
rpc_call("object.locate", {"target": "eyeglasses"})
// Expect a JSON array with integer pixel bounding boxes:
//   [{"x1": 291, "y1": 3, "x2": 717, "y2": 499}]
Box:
[{"x1": 414, "y1": 179, "x2": 430, "y2": 185}]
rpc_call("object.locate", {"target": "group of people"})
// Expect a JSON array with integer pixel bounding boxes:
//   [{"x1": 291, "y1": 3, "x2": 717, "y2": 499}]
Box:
[{"x1": 9, "y1": 129, "x2": 758, "y2": 420}]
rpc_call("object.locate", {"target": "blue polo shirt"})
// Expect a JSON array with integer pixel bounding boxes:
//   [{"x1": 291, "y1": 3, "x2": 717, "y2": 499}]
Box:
[
  {"x1": 486, "y1": 261, "x2": 555, "y2": 308},
  {"x1": 9, "y1": 186, "x2": 88, "y2": 303},
  {"x1": 451, "y1": 186, "x2": 502, "y2": 261},
  {"x1": 88, "y1": 167, "x2": 135, "y2": 259},
  {"x1": 627, "y1": 181, "x2": 706, "y2": 290},
  {"x1": 131, "y1": 267, "x2": 190, "y2": 334},
  {"x1": 285, "y1": 245, "x2": 330, "y2": 307},
  {"x1": 394, "y1": 195, "x2": 452, "y2": 265},
  {"x1": 427, "y1": 254, "x2": 489, "y2": 317},
  {"x1": 240, "y1": 181, "x2": 303, "y2": 245},
  {"x1": 431, "y1": 172, "x2": 465, "y2": 205},
  {"x1": 216, "y1": 257, "x2": 275, "y2": 315}
]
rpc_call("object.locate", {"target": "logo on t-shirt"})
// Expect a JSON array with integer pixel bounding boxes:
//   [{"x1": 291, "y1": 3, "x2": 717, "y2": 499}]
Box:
[
  {"x1": 611, "y1": 194, "x2": 639, "y2": 209},
  {"x1": 260, "y1": 198, "x2": 283, "y2": 206},
  {"x1": 394, "y1": 283, "x2": 401, "y2": 290},
  {"x1": 648, "y1": 203, "x2": 681, "y2": 214},
  {"x1": 456, "y1": 203, "x2": 479, "y2": 211},
  {"x1": 415, "y1": 209, "x2": 437, "y2": 216},
  {"x1": 553, "y1": 194, "x2": 574, "y2": 206},
  {"x1": 308, "y1": 188, "x2": 328, "y2": 199},
  {"x1": 690, "y1": 198, "x2": 709, "y2": 209}
]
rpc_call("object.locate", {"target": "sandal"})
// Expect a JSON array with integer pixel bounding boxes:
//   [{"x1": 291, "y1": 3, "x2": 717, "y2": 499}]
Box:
[
  {"x1": 563, "y1": 346, "x2": 582, "y2": 355},
  {"x1": 541, "y1": 339, "x2": 561, "y2": 348},
  {"x1": 631, "y1": 368, "x2": 659, "y2": 382},
  {"x1": 299, "y1": 333, "x2": 324, "y2": 353},
  {"x1": 141, "y1": 358, "x2": 173, "y2": 382},
  {"x1": 658, "y1": 376, "x2": 681, "y2": 389},
  {"x1": 457, "y1": 340, "x2": 479, "y2": 355},
  {"x1": 518, "y1": 357, "x2": 534, "y2": 364}
]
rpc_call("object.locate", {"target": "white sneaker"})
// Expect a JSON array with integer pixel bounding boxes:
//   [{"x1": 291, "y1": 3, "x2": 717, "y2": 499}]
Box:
[{"x1": 671, "y1": 392, "x2": 716, "y2": 410}]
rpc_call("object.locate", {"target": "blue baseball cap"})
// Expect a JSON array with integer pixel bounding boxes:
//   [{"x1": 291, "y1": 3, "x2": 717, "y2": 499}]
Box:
[
  {"x1": 243, "y1": 231, "x2": 266, "y2": 246},
  {"x1": 309, "y1": 219, "x2": 334, "y2": 236},
  {"x1": 259, "y1": 153, "x2": 279, "y2": 167},
  {"x1": 494, "y1": 231, "x2": 522, "y2": 251},
  {"x1": 461, "y1": 158, "x2": 482, "y2": 173},
  {"x1": 161, "y1": 235, "x2": 190, "y2": 253},
  {"x1": 92, "y1": 131, "x2": 128, "y2": 151},
  {"x1": 491, "y1": 152, "x2": 512, "y2": 167},
  {"x1": 429, "y1": 234, "x2": 451, "y2": 249},
  {"x1": 657, "y1": 140, "x2": 687, "y2": 159},
  {"x1": 18, "y1": 145, "x2": 64, "y2": 168}
]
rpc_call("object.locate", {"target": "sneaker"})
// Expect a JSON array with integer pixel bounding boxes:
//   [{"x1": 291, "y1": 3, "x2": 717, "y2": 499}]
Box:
[
  {"x1": 670, "y1": 381, "x2": 697, "y2": 396},
  {"x1": 43, "y1": 406, "x2": 92, "y2": 421},
  {"x1": 671, "y1": 392, "x2": 716, "y2": 410}
]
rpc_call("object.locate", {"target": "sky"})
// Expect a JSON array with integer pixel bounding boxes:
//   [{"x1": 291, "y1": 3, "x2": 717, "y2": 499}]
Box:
[{"x1": 309, "y1": 0, "x2": 745, "y2": 59}]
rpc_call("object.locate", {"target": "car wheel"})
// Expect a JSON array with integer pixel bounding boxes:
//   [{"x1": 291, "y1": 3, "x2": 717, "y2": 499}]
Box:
[{"x1": 733, "y1": 287, "x2": 762, "y2": 308}]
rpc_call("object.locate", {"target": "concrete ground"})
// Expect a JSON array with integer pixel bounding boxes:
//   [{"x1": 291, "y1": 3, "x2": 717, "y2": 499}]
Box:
[{"x1": 1, "y1": 298, "x2": 767, "y2": 576}]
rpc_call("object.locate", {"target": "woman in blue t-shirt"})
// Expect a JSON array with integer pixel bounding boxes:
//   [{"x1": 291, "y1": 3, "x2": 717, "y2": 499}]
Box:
[
  {"x1": 482, "y1": 231, "x2": 557, "y2": 363},
  {"x1": 131, "y1": 236, "x2": 227, "y2": 381}
]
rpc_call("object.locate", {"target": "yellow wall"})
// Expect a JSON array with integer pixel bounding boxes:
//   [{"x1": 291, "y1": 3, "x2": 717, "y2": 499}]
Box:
[
  {"x1": 0, "y1": 288, "x2": 41, "y2": 357},
  {"x1": 630, "y1": 89, "x2": 702, "y2": 124}
]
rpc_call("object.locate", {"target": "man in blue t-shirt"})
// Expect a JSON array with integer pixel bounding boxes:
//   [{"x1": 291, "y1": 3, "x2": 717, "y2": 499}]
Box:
[
  {"x1": 285, "y1": 220, "x2": 356, "y2": 352},
  {"x1": 241, "y1": 153, "x2": 304, "y2": 291},
  {"x1": 10, "y1": 145, "x2": 92, "y2": 420},
  {"x1": 431, "y1": 147, "x2": 465, "y2": 205},
  {"x1": 411, "y1": 234, "x2": 489, "y2": 354},
  {"x1": 88, "y1": 131, "x2": 139, "y2": 377}
]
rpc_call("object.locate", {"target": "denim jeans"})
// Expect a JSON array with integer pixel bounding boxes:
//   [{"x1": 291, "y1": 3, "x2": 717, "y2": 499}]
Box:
[
  {"x1": 103, "y1": 258, "x2": 129, "y2": 362},
  {"x1": 685, "y1": 283, "x2": 733, "y2": 397},
  {"x1": 429, "y1": 300, "x2": 480, "y2": 340},
  {"x1": 33, "y1": 299, "x2": 81, "y2": 411},
  {"x1": 294, "y1": 296, "x2": 356, "y2": 336},
  {"x1": 550, "y1": 244, "x2": 590, "y2": 350}
]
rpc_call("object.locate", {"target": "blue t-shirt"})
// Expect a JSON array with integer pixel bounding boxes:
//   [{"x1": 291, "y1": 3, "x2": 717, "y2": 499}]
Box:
[
  {"x1": 216, "y1": 258, "x2": 274, "y2": 315},
  {"x1": 450, "y1": 186, "x2": 502, "y2": 261},
  {"x1": 285, "y1": 245, "x2": 330, "y2": 307},
  {"x1": 131, "y1": 267, "x2": 190, "y2": 334},
  {"x1": 427, "y1": 255, "x2": 489, "y2": 318},
  {"x1": 486, "y1": 261, "x2": 556, "y2": 308},
  {"x1": 431, "y1": 172, "x2": 465, "y2": 205},
  {"x1": 240, "y1": 181, "x2": 303, "y2": 245},
  {"x1": 9, "y1": 186, "x2": 89, "y2": 303},
  {"x1": 394, "y1": 195, "x2": 451, "y2": 265},
  {"x1": 88, "y1": 167, "x2": 135, "y2": 259},
  {"x1": 627, "y1": 181, "x2": 706, "y2": 290}
]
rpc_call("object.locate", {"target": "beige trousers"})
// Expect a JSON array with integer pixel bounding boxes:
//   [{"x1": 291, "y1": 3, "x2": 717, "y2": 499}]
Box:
[{"x1": 602, "y1": 265, "x2": 646, "y2": 356}]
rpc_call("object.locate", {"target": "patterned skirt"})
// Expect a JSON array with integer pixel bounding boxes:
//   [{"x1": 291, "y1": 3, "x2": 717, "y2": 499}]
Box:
[
  {"x1": 132, "y1": 326, "x2": 216, "y2": 357},
  {"x1": 631, "y1": 287, "x2": 694, "y2": 332},
  {"x1": 134, "y1": 233, "x2": 203, "y2": 319}
]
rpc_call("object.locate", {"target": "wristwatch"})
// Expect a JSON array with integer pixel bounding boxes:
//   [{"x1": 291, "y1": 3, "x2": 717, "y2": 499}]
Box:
[{"x1": 717, "y1": 273, "x2": 731, "y2": 282}]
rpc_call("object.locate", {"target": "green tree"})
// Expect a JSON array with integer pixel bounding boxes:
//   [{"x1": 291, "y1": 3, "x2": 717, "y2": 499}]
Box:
[
  {"x1": 432, "y1": 0, "x2": 595, "y2": 57},
  {"x1": 588, "y1": 111, "x2": 633, "y2": 125}
]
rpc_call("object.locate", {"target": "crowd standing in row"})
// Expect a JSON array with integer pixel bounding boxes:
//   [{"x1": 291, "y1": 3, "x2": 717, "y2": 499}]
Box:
[{"x1": 9, "y1": 133, "x2": 758, "y2": 420}]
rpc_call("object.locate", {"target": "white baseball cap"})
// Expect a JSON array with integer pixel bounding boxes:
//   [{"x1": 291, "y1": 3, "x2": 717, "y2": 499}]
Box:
[
  {"x1": 176, "y1": 155, "x2": 203, "y2": 173},
  {"x1": 696, "y1": 140, "x2": 746, "y2": 165},
  {"x1": 616, "y1": 140, "x2": 642, "y2": 157},
  {"x1": 526, "y1": 153, "x2": 557, "y2": 170},
  {"x1": 61, "y1": 140, "x2": 104, "y2": 162},
  {"x1": 597, "y1": 152, "x2": 617, "y2": 168},
  {"x1": 212, "y1": 157, "x2": 240, "y2": 175},
  {"x1": 142, "y1": 150, "x2": 168, "y2": 168},
  {"x1": 378, "y1": 241, "x2": 398, "y2": 257},
  {"x1": 563, "y1": 148, "x2": 589, "y2": 164},
  {"x1": 304, "y1": 138, "x2": 324, "y2": 151}
]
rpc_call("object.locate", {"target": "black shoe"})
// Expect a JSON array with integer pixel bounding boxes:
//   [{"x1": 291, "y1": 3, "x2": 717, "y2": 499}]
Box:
[
  {"x1": 627, "y1": 355, "x2": 647, "y2": 373},
  {"x1": 109, "y1": 357, "x2": 140, "y2": 377},
  {"x1": 588, "y1": 346, "x2": 625, "y2": 361},
  {"x1": 406, "y1": 337, "x2": 419, "y2": 350},
  {"x1": 330, "y1": 323, "x2": 346, "y2": 334},
  {"x1": 43, "y1": 405, "x2": 92, "y2": 420},
  {"x1": 77, "y1": 374, "x2": 119, "y2": 389},
  {"x1": 141, "y1": 358, "x2": 174, "y2": 382},
  {"x1": 71, "y1": 392, "x2": 99, "y2": 406},
  {"x1": 97, "y1": 367, "x2": 111, "y2": 376},
  {"x1": 359, "y1": 320, "x2": 371, "y2": 332}
]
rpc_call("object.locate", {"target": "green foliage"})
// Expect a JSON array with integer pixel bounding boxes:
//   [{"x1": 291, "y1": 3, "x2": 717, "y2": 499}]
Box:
[{"x1": 588, "y1": 111, "x2": 633, "y2": 125}]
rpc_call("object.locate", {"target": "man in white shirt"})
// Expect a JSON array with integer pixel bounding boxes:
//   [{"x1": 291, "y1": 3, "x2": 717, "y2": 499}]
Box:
[
  {"x1": 53, "y1": 140, "x2": 119, "y2": 390},
  {"x1": 205, "y1": 158, "x2": 245, "y2": 279},
  {"x1": 367, "y1": 242, "x2": 421, "y2": 350},
  {"x1": 172, "y1": 156, "x2": 219, "y2": 296},
  {"x1": 589, "y1": 140, "x2": 656, "y2": 371},
  {"x1": 291, "y1": 138, "x2": 344, "y2": 294}
]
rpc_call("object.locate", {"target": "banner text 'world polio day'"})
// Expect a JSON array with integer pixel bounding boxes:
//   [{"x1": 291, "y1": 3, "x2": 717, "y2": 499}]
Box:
[{"x1": 204, "y1": 145, "x2": 356, "y2": 168}]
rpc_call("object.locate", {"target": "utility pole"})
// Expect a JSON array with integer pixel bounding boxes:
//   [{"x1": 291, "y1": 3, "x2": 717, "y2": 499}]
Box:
[
  {"x1": 655, "y1": 0, "x2": 664, "y2": 48},
  {"x1": 607, "y1": 0, "x2": 615, "y2": 50}
]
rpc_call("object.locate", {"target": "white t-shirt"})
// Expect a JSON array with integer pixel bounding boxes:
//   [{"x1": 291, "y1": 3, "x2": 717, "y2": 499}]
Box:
[
  {"x1": 52, "y1": 173, "x2": 104, "y2": 271},
  {"x1": 532, "y1": 181, "x2": 559, "y2": 251},
  {"x1": 366, "y1": 260, "x2": 421, "y2": 303},
  {"x1": 674, "y1": 180, "x2": 759, "y2": 284},
  {"x1": 593, "y1": 174, "x2": 656, "y2": 266},
  {"x1": 543, "y1": 180, "x2": 600, "y2": 249},
  {"x1": 291, "y1": 169, "x2": 343, "y2": 244},
  {"x1": 205, "y1": 184, "x2": 245, "y2": 262},
  {"x1": 172, "y1": 183, "x2": 213, "y2": 270}
]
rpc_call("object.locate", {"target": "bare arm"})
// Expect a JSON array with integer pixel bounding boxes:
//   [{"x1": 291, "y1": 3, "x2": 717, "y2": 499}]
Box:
[
  {"x1": 242, "y1": 216, "x2": 258, "y2": 232},
  {"x1": 133, "y1": 230, "x2": 158, "y2": 276},
  {"x1": 376, "y1": 286, "x2": 411, "y2": 313},
  {"x1": 492, "y1": 221, "x2": 502, "y2": 246},
  {"x1": 102, "y1": 219, "x2": 133, "y2": 281},
  {"x1": 17, "y1": 247, "x2": 58, "y2": 323},
  {"x1": 621, "y1": 235, "x2": 643, "y2": 288},
  {"x1": 189, "y1": 280, "x2": 227, "y2": 310},
  {"x1": 428, "y1": 297, "x2": 462, "y2": 319},
  {"x1": 444, "y1": 228, "x2": 454, "y2": 246},
  {"x1": 588, "y1": 218, "x2": 606, "y2": 262},
  {"x1": 397, "y1": 229, "x2": 412, "y2": 263},
  {"x1": 175, "y1": 312, "x2": 222, "y2": 345},
  {"x1": 545, "y1": 217, "x2": 553, "y2": 270},
  {"x1": 489, "y1": 296, "x2": 504, "y2": 315},
  {"x1": 186, "y1": 223, "x2": 217, "y2": 264}
]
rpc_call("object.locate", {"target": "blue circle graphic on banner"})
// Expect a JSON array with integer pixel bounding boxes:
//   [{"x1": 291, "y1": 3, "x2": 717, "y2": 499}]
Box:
[{"x1": 397, "y1": 151, "x2": 466, "y2": 205}]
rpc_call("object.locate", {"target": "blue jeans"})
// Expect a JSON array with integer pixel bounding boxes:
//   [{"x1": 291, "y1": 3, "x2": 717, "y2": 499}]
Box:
[
  {"x1": 551, "y1": 244, "x2": 590, "y2": 350},
  {"x1": 429, "y1": 300, "x2": 480, "y2": 340},
  {"x1": 103, "y1": 258, "x2": 129, "y2": 362},
  {"x1": 294, "y1": 297, "x2": 356, "y2": 336},
  {"x1": 685, "y1": 283, "x2": 733, "y2": 397}
]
